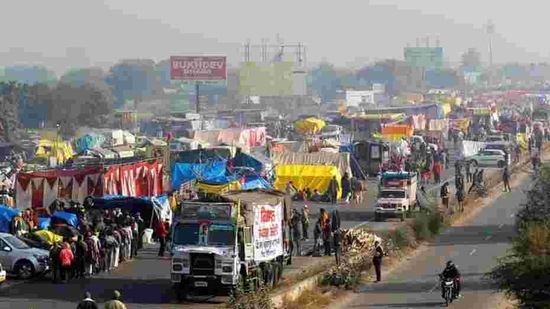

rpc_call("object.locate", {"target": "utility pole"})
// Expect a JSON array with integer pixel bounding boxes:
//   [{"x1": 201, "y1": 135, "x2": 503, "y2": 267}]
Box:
[{"x1": 485, "y1": 20, "x2": 495, "y2": 87}]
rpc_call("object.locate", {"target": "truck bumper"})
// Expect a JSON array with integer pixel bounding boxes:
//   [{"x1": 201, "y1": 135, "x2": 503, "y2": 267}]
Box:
[
  {"x1": 172, "y1": 274, "x2": 234, "y2": 296},
  {"x1": 374, "y1": 208, "x2": 406, "y2": 218}
]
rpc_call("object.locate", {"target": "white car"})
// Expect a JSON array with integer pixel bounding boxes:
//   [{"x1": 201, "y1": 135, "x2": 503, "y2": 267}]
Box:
[{"x1": 467, "y1": 149, "x2": 510, "y2": 168}]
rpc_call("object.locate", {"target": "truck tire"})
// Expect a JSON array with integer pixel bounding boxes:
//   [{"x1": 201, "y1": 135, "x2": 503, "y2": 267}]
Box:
[
  {"x1": 374, "y1": 213, "x2": 380, "y2": 222},
  {"x1": 400, "y1": 213, "x2": 405, "y2": 221},
  {"x1": 174, "y1": 284, "x2": 187, "y2": 303},
  {"x1": 272, "y1": 262, "x2": 282, "y2": 286}
]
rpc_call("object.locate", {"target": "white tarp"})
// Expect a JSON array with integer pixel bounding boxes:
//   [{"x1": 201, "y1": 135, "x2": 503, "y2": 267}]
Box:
[
  {"x1": 460, "y1": 140, "x2": 485, "y2": 158},
  {"x1": 253, "y1": 203, "x2": 283, "y2": 261}
]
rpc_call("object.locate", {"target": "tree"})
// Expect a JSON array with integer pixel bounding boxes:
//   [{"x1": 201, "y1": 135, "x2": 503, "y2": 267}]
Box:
[
  {"x1": 106, "y1": 59, "x2": 163, "y2": 109},
  {"x1": 460, "y1": 48, "x2": 481, "y2": 70},
  {"x1": 0, "y1": 81, "x2": 30, "y2": 142},
  {"x1": 488, "y1": 165, "x2": 550, "y2": 308},
  {"x1": 309, "y1": 63, "x2": 341, "y2": 104}
]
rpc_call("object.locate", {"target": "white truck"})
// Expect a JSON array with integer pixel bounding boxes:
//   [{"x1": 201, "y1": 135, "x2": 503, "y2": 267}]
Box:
[
  {"x1": 170, "y1": 189, "x2": 292, "y2": 301},
  {"x1": 374, "y1": 171, "x2": 418, "y2": 221}
]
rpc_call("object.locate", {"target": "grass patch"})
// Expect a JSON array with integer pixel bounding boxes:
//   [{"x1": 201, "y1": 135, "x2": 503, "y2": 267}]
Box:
[
  {"x1": 385, "y1": 226, "x2": 412, "y2": 249},
  {"x1": 281, "y1": 286, "x2": 338, "y2": 309}
]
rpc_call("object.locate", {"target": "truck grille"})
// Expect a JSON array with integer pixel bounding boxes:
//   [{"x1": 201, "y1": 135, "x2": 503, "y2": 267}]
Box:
[
  {"x1": 190, "y1": 253, "x2": 215, "y2": 276},
  {"x1": 381, "y1": 204, "x2": 397, "y2": 209}
]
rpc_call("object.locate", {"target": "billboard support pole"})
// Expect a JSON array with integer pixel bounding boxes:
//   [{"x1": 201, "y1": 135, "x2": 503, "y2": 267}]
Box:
[{"x1": 195, "y1": 82, "x2": 200, "y2": 114}]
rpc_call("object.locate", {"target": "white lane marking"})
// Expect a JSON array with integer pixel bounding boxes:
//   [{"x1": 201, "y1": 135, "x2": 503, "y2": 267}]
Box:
[
  {"x1": 469, "y1": 249, "x2": 477, "y2": 255},
  {"x1": 498, "y1": 224, "x2": 504, "y2": 229},
  {"x1": 485, "y1": 235, "x2": 492, "y2": 241}
]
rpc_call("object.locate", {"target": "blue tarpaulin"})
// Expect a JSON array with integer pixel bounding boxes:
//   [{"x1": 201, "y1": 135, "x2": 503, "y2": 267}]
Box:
[
  {"x1": 75, "y1": 133, "x2": 106, "y2": 153},
  {"x1": 172, "y1": 160, "x2": 227, "y2": 189},
  {"x1": 37, "y1": 217, "x2": 51, "y2": 230},
  {"x1": 52, "y1": 212, "x2": 79, "y2": 227},
  {"x1": 0, "y1": 205, "x2": 20, "y2": 233},
  {"x1": 233, "y1": 153, "x2": 262, "y2": 173},
  {"x1": 242, "y1": 175, "x2": 272, "y2": 190}
]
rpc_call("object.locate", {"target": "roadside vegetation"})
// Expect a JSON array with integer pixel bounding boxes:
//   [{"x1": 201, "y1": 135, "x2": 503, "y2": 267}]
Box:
[
  {"x1": 488, "y1": 164, "x2": 550, "y2": 309},
  {"x1": 226, "y1": 279, "x2": 273, "y2": 309}
]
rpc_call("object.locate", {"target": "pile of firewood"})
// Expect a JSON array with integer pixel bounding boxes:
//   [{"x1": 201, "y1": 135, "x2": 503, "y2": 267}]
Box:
[{"x1": 340, "y1": 228, "x2": 381, "y2": 255}]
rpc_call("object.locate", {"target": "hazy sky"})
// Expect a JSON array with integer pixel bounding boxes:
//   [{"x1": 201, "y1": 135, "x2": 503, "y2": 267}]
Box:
[{"x1": 1, "y1": 0, "x2": 546, "y2": 74}]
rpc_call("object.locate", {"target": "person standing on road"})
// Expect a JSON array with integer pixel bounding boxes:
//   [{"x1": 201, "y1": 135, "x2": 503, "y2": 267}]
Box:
[
  {"x1": 75, "y1": 235, "x2": 88, "y2": 278},
  {"x1": 465, "y1": 161, "x2": 472, "y2": 183},
  {"x1": 50, "y1": 241, "x2": 62, "y2": 283},
  {"x1": 77, "y1": 291, "x2": 98, "y2": 309},
  {"x1": 291, "y1": 209, "x2": 302, "y2": 256},
  {"x1": 157, "y1": 218, "x2": 169, "y2": 257},
  {"x1": 352, "y1": 178, "x2": 364, "y2": 205},
  {"x1": 341, "y1": 173, "x2": 352, "y2": 203},
  {"x1": 328, "y1": 176, "x2": 339, "y2": 204},
  {"x1": 372, "y1": 240, "x2": 385, "y2": 282},
  {"x1": 440, "y1": 182, "x2": 450, "y2": 210},
  {"x1": 59, "y1": 242, "x2": 74, "y2": 283},
  {"x1": 301, "y1": 205, "x2": 309, "y2": 241},
  {"x1": 313, "y1": 218, "x2": 322, "y2": 257},
  {"x1": 502, "y1": 166, "x2": 511, "y2": 192},
  {"x1": 104, "y1": 290, "x2": 127, "y2": 309},
  {"x1": 320, "y1": 208, "x2": 331, "y2": 256},
  {"x1": 332, "y1": 210, "x2": 342, "y2": 265}
]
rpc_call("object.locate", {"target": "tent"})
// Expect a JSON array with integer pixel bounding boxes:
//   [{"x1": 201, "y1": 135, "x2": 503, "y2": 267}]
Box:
[
  {"x1": 92, "y1": 195, "x2": 172, "y2": 227},
  {"x1": 35, "y1": 139, "x2": 75, "y2": 164},
  {"x1": 272, "y1": 151, "x2": 352, "y2": 177},
  {"x1": 172, "y1": 160, "x2": 227, "y2": 189},
  {"x1": 0, "y1": 205, "x2": 20, "y2": 233},
  {"x1": 294, "y1": 118, "x2": 326, "y2": 135},
  {"x1": 274, "y1": 164, "x2": 342, "y2": 198},
  {"x1": 37, "y1": 217, "x2": 51, "y2": 230},
  {"x1": 195, "y1": 180, "x2": 242, "y2": 194},
  {"x1": 242, "y1": 175, "x2": 272, "y2": 190},
  {"x1": 75, "y1": 133, "x2": 106, "y2": 153},
  {"x1": 51, "y1": 211, "x2": 79, "y2": 227}
]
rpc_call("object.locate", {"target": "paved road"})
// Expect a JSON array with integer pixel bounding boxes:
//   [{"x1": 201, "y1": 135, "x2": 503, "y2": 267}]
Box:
[{"x1": 337, "y1": 165, "x2": 532, "y2": 309}]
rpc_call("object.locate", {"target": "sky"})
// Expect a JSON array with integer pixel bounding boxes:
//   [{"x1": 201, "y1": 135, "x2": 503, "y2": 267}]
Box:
[{"x1": 0, "y1": 0, "x2": 547, "y2": 74}]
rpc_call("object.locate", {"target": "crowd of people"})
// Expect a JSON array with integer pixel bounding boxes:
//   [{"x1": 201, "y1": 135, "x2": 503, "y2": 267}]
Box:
[{"x1": 285, "y1": 173, "x2": 365, "y2": 205}]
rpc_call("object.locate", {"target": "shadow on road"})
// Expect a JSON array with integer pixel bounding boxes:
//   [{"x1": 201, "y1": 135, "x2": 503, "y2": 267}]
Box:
[
  {"x1": 348, "y1": 301, "x2": 445, "y2": 308},
  {"x1": 431, "y1": 224, "x2": 515, "y2": 246}
]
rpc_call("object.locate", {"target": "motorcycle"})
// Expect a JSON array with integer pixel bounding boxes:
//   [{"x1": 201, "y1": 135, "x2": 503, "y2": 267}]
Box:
[{"x1": 439, "y1": 274, "x2": 456, "y2": 306}]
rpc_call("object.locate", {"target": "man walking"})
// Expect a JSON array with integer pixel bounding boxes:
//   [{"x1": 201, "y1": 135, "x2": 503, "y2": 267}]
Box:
[
  {"x1": 440, "y1": 182, "x2": 450, "y2": 210},
  {"x1": 291, "y1": 209, "x2": 302, "y2": 256},
  {"x1": 300, "y1": 205, "x2": 309, "y2": 241},
  {"x1": 77, "y1": 291, "x2": 98, "y2": 309}
]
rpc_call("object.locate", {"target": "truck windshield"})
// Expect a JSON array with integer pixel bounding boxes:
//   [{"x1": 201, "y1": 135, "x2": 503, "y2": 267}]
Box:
[
  {"x1": 173, "y1": 223, "x2": 235, "y2": 246},
  {"x1": 380, "y1": 190, "x2": 406, "y2": 199}
]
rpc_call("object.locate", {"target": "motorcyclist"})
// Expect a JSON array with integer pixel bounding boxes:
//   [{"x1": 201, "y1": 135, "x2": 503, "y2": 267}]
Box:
[{"x1": 440, "y1": 260, "x2": 461, "y2": 298}]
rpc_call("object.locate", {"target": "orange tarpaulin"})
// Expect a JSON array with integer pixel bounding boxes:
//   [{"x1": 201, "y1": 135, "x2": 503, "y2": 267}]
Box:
[{"x1": 381, "y1": 124, "x2": 413, "y2": 136}]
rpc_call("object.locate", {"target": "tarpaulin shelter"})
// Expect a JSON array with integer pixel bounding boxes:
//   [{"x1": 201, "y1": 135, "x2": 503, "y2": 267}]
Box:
[
  {"x1": 294, "y1": 118, "x2": 326, "y2": 135},
  {"x1": 92, "y1": 195, "x2": 172, "y2": 227},
  {"x1": 75, "y1": 133, "x2": 106, "y2": 153},
  {"x1": 274, "y1": 164, "x2": 342, "y2": 198},
  {"x1": 272, "y1": 151, "x2": 352, "y2": 177},
  {"x1": 0, "y1": 205, "x2": 19, "y2": 233},
  {"x1": 37, "y1": 217, "x2": 51, "y2": 230},
  {"x1": 51, "y1": 211, "x2": 78, "y2": 227},
  {"x1": 171, "y1": 160, "x2": 227, "y2": 189},
  {"x1": 35, "y1": 139, "x2": 75, "y2": 164},
  {"x1": 195, "y1": 180, "x2": 242, "y2": 194},
  {"x1": 34, "y1": 230, "x2": 63, "y2": 245},
  {"x1": 233, "y1": 152, "x2": 272, "y2": 175},
  {"x1": 16, "y1": 160, "x2": 165, "y2": 209},
  {"x1": 241, "y1": 175, "x2": 272, "y2": 190}
]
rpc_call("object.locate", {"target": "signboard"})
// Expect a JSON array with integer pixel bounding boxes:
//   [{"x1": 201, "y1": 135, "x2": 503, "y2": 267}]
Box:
[
  {"x1": 463, "y1": 71, "x2": 483, "y2": 85},
  {"x1": 346, "y1": 90, "x2": 375, "y2": 106},
  {"x1": 180, "y1": 202, "x2": 234, "y2": 221},
  {"x1": 372, "y1": 83, "x2": 385, "y2": 94},
  {"x1": 170, "y1": 56, "x2": 227, "y2": 82},
  {"x1": 404, "y1": 47, "x2": 444, "y2": 69},
  {"x1": 239, "y1": 62, "x2": 304, "y2": 96},
  {"x1": 253, "y1": 203, "x2": 283, "y2": 261}
]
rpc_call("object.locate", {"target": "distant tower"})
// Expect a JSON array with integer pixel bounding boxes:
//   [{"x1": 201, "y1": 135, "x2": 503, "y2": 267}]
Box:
[{"x1": 485, "y1": 20, "x2": 495, "y2": 67}]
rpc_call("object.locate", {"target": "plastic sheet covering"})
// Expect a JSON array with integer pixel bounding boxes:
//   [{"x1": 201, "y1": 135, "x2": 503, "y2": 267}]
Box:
[
  {"x1": 52, "y1": 211, "x2": 78, "y2": 227},
  {"x1": 34, "y1": 229, "x2": 63, "y2": 245},
  {"x1": 37, "y1": 217, "x2": 51, "y2": 230},
  {"x1": 516, "y1": 133, "x2": 527, "y2": 150},
  {"x1": 75, "y1": 133, "x2": 106, "y2": 153},
  {"x1": 294, "y1": 118, "x2": 326, "y2": 135},
  {"x1": 35, "y1": 139, "x2": 75, "y2": 164},
  {"x1": 241, "y1": 175, "x2": 272, "y2": 190},
  {"x1": 195, "y1": 180, "x2": 242, "y2": 194},
  {"x1": 193, "y1": 130, "x2": 222, "y2": 145},
  {"x1": 461, "y1": 140, "x2": 486, "y2": 157},
  {"x1": 272, "y1": 152, "x2": 352, "y2": 177},
  {"x1": 381, "y1": 134, "x2": 408, "y2": 142},
  {"x1": 428, "y1": 118, "x2": 449, "y2": 132},
  {"x1": 274, "y1": 164, "x2": 341, "y2": 198},
  {"x1": 172, "y1": 161, "x2": 227, "y2": 189},
  {"x1": 381, "y1": 124, "x2": 413, "y2": 136},
  {"x1": 449, "y1": 118, "x2": 470, "y2": 132},
  {"x1": 0, "y1": 205, "x2": 19, "y2": 233}
]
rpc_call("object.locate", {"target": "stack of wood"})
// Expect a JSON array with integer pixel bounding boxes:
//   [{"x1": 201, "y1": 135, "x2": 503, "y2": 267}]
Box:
[{"x1": 340, "y1": 228, "x2": 381, "y2": 255}]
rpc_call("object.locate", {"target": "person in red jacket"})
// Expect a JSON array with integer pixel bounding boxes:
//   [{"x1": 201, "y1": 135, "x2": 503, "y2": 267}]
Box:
[
  {"x1": 59, "y1": 242, "x2": 74, "y2": 283},
  {"x1": 157, "y1": 219, "x2": 169, "y2": 257}
]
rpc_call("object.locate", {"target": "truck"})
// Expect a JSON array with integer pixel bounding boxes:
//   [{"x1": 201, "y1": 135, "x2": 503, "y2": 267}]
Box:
[
  {"x1": 374, "y1": 171, "x2": 418, "y2": 222},
  {"x1": 169, "y1": 189, "x2": 292, "y2": 301}
]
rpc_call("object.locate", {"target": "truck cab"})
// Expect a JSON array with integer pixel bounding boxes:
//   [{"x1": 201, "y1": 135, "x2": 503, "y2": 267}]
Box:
[{"x1": 375, "y1": 171, "x2": 417, "y2": 221}]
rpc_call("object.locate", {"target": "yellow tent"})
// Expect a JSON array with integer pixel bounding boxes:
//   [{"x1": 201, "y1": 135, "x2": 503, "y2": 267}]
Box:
[
  {"x1": 195, "y1": 180, "x2": 242, "y2": 194},
  {"x1": 35, "y1": 139, "x2": 74, "y2": 164},
  {"x1": 294, "y1": 118, "x2": 326, "y2": 135},
  {"x1": 34, "y1": 230, "x2": 64, "y2": 245},
  {"x1": 274, "y1": 164, "x2": 342, "y2": 198}
]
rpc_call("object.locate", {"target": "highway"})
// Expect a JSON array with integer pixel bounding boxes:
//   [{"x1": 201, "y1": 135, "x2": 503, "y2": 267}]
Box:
[{"x1": 336, "y1": 164, "x2": 532, "y2": 309}]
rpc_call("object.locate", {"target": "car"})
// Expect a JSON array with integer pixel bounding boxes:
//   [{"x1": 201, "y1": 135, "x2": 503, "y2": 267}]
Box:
[
  {"x1": 466, "y1": 149, "x2": 510, "y2": 168},
  {"x1": 0, "y1": 233, "x2": 50, "y2": 279}
]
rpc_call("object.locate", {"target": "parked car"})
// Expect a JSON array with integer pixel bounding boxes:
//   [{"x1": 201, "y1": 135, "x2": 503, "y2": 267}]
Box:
[
  {"x1": 0, "y1": 233, "x2": 50, "y2": 279},
  {"x1": 466, "y1": 149, "x2": 510, "y2": 168}
]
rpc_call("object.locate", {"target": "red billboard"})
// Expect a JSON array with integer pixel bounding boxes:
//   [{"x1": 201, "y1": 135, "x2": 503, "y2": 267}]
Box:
[{"x1": 170, "y1": 56, "x2": 227, "y2": 81}]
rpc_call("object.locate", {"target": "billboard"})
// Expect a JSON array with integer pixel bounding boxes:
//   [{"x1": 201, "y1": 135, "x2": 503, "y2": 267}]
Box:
[
  {"x1": 404, "y1": 47, "x2": 444, "y2": 69},
  {"x1": 346, "y1": 90, "x2": 375, "y2": 106},
  {"x1": 239, "y1": 62, "x2": 306, "y2": 96},
  {"x1": 170, "y1": 56, "x2": 227, "y2": 82}
]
